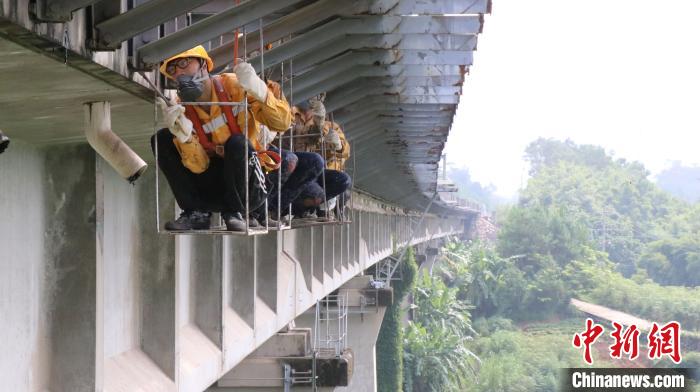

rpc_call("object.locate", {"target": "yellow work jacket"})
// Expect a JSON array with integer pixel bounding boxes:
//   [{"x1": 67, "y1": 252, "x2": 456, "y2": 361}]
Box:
[
  {"x1": 294, "y1": 120, "x2": 350, "y2": 171},
  {"x1": 323, "y1": 121, "x2": 351, "y2": 171},
  {"x1": 174, "y1": 73, "x2": 291, "y2": 174}
]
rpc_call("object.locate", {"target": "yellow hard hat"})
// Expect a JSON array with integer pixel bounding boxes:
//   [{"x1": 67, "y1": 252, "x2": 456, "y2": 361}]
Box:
[{"x1": 159, "y1": 45, "x2": 214, "y2": 80}]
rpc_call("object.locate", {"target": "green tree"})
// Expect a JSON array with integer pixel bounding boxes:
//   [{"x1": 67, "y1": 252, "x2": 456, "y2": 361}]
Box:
[
  {"x1": 439, "y1": 241, "x2": 508, "y2": 318},
  {"x1": 497, "y1": 205, "x2": 590, "y2": 271},
  {"x1": 639, "y1": 235, "x2": 700, "y2": 286},
  {"x1": 377, "y1": 247, "x2": 418, "y2": 392},
  {"x1": 519, "y1": 138, "x2": 686, "y2": 278},
  {"x1": 494, "y1": 203, "x2": 602, "y2": 319},
  {"x1": 411, "y1": 271, "x2": 475, "y2": 336},
  {"x1": 403, "y1": 271, "x2": 479, "y2": 392},
  {"x1": 403, "y1": 322, "x2": 478, "y2": 392},
  {"x1": 524, "y1": 138, "x2": 611, "y2": 176}
]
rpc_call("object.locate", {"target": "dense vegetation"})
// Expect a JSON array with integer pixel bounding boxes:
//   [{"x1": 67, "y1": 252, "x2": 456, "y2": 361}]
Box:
[
  {"x1": 377, "y1": 247, "x2": 418, "y2": 392},
  {"x1": 394, "y1": 138, "x2": 700, "y2": 391},
  {"x1": 573, "y1": 262, "x2": 700, "y2": 331},
  {"x1": 493, "y1": 138, "x2": 700, "y2": 322},
  {"x1": 403, "y1": 270, "x2": 479, "y2": 391},
  {"x1": 464, "y1": 318, "x2": 584, "y2": 392},
  {"x1": 517, "y1": 138, "x2": 699, "y2": 285}
]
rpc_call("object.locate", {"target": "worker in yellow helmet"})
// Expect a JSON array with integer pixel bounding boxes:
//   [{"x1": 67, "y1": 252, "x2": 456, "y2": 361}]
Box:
[{"x1": 151, "y1": 45, "x2": 293, "y2": 231}]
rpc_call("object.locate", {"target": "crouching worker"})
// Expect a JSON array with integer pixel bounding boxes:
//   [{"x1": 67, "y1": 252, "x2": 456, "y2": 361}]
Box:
[
  {"x1": 262, "y1": 98, "x2": 327, "y2": 220},
  {"x1": 151, "y1": 45, "x2": 291, "y2": 231},
  {"x1": 293, "y1": 102, "x2": 352, "y2": 219}
]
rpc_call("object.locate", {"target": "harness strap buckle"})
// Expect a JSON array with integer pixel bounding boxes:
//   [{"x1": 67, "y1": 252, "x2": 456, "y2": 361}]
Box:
[{"x1": 202, "y1": 114, "x2": 227, "y2": 134}]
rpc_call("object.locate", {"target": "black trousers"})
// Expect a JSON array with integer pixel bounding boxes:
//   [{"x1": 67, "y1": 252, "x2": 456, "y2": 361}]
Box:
[
  {"x1": 292, "y1": 169, "x2": 352, "y2": 216},
  {"x1": 151, "y1": 128, "x2": 265, "y2": 214},
  {"x1": 253, "y1": 149, "x2": 326, "y2": 219}
]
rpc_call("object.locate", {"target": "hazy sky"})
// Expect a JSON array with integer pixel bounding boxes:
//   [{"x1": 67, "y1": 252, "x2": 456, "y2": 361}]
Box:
[{"x1": 444, "y1": 0, "x2": 700, "y2": 197}]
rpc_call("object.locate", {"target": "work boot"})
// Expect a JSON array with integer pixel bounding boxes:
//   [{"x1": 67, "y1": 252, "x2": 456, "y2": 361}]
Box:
[
  {"x1": 317, "y1": 209, "x2": 336, "y2": 221},
  {"x1": 264, "y1": 210, "x2": 289, "y2": 228},
  {"x1": 248, "y1": 215, "x2": 263, "y2": 228},
  {"x1": 0, "y1": 131, "x2": 9, "y2": 154},
  {"x1": 263, "y1": 215, "x2": 288, "y2": 228},
  {"x1": 222, "y1": 212, "x2": 248, "y2": 231},
  {"x1": 164, "y1": 210, "x2": 211, "y2": 231},
  {"x1": 299, "y1": 209, "x2": 318, "y2": 219}
]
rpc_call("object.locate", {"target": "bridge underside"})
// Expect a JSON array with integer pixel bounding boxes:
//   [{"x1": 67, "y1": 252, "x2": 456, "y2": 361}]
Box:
[
  {"x1": 0, "y1": 1, "x2": 484, "y2": 391},
  {"x1": 0, "y1": 0, "x2": 488, "y2": 213},
  {"x1": 0, "y1": 19, "x2": 154, "y2": 150}
]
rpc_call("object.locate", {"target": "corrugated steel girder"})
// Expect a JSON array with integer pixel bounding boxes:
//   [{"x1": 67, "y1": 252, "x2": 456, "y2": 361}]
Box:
[
  {"x1": 324, "y1": 82, "x2": 461, "y2": 112},
  {"x1": 94, "y1": 0, "x2": 212, "y2": 49},
  {"x1": 136, "y1": 0, "x2": 306, "y2": 67},
  {"x1": 276, "y1": 34, "x2": 476, "y2": 79},
  {"x1": 209, "y1": 0, "x2": 372, "y2": 69},
  {"x1": 289, "y1": 63, "x2": 468, "y2": 104},
  {"x1": 32, "y1": 0, "x2": 102, "y2": 22},
  {"x1": 390, "y1": 0, "x2": 491, "y2": 15},
  {"x1": 246, "y1": 16, "x2": 479, "y2": 72}
]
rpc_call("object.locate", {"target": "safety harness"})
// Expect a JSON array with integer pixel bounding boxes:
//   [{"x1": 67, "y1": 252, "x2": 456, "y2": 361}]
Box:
[{"x1": 183, "y1": 76, "x2": 281, "y2": 171}]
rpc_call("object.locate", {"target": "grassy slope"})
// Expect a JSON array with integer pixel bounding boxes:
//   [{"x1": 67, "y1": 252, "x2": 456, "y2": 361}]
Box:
[{"x1": 465, "y1": 317, "x2": 699, "y2": 392}]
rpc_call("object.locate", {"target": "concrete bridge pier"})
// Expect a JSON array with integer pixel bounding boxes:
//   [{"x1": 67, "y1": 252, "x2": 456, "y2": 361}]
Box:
[
  {"x1": 333, "y1": 276, "x2": 391, "y2": 392},
  {"x1": 210, "y1": 276, "x2": 391, "y2": 392},
  {"x1": 419, "y1": 247, "x2": 440, "y2": 274}
]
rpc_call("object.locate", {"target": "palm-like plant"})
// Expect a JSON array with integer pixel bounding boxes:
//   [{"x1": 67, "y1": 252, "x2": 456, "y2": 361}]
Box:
[
  {"x1": 404, "y1": 321, "x2": 480, "y2": 392},
  {"x1": 412, "y1": 271, "x2": 475, "y2": 335},
  {"x1": 404, "y1": 271, "x2": 480, "y2": 391},
  {"x1": 439, "y1": 241, "x2": 508, "y2": 317}
]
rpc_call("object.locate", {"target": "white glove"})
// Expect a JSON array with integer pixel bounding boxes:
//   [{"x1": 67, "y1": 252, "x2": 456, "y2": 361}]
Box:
[
  {"x1": 257, "y1": 124, "x2": 276, "y2": 148},
  {"x1": 319, "y1": 197, "x2": 337, "y2": 211},
  {"x1": 156, "y1": 97, "x2": 193, "y2": 143},
  {"x1": 325, "y1": 128, "x2": 342, "y2": 151},
  {"x1": 233, "y1": 62, "x2": 268, "y2": 102},
  {"x1": 307, "y1": 98, "x2": 326, "y2": 128}
]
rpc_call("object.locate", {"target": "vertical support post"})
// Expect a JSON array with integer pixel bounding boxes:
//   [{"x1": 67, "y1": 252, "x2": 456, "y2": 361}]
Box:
[
  {"x1": 243, "y1": 24, "x2": 251, "y2": 233},
  {"x1": 284, "y1": 363, "x2": 292, "y2": 392}
]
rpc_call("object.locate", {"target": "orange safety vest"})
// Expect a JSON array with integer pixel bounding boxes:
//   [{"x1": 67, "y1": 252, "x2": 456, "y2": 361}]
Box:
[{"x1": 183, "y1": 76, "x2": 280, "y2": 170}]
